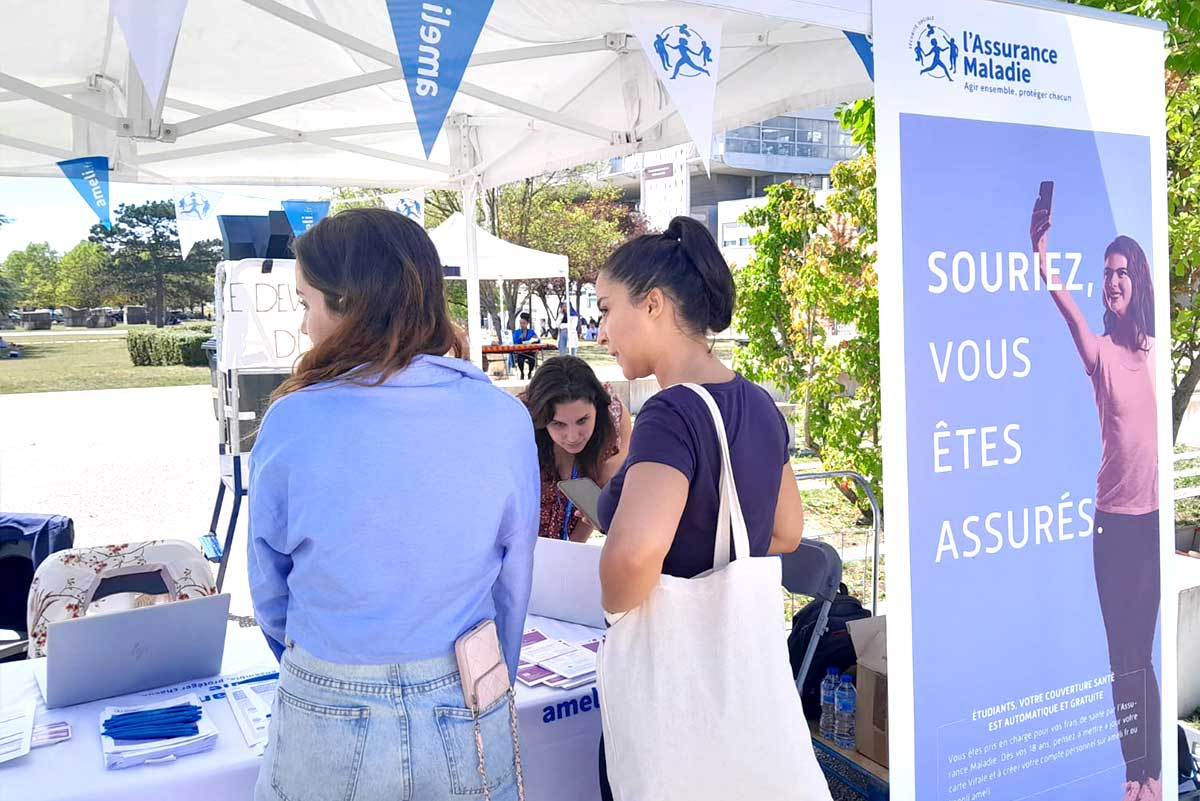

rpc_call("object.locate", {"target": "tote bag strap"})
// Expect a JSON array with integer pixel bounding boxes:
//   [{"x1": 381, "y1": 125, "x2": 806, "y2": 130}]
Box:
[{"x1": 680, "y1": 383, "x2": 751, "y2": 569}]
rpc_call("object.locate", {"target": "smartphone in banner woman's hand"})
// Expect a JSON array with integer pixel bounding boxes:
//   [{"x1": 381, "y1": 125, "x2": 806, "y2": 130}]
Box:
[{"x1": 1035, "y1": 180, "x2": 1054, "y2": 215}]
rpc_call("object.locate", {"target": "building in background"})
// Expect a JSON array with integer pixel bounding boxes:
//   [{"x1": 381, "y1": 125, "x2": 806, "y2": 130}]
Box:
[{"x1": 602, "y1": 107, "x2": 863, "y2": 250}]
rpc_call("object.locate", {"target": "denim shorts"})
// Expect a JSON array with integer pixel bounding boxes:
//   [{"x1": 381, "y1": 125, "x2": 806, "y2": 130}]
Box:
[{"x1": 256, "y1": 639, "x2": 520, "y2": 801}]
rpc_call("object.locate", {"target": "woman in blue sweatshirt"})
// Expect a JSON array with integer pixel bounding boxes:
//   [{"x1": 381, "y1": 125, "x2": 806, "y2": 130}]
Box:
[{"x1": 248, "y1": 208, "x2": 539, "y2": 801}]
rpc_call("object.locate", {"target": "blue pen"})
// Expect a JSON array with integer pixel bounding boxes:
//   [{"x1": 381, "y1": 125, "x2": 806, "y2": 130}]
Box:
[
  {"x1": 105, "y1": 716, "x2": 200, "y2": 730},
  {"x1": 106, "y1": 726, "x2": 199, "y2": 742},
  {"x1": 105, "y1": 720, "x2": 200, "y2": 734},
  {"x1": 106, "y1": 703, "x2": 200, "y2": 723}
]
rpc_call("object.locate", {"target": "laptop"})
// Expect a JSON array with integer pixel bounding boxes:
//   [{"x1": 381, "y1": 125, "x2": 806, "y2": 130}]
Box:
[
  {"x1": 34, "y1": 593, "x2": 231, "y2": 708},
  {"x1": 529, "y1": 537, "x2": 606, "y2": 628}
]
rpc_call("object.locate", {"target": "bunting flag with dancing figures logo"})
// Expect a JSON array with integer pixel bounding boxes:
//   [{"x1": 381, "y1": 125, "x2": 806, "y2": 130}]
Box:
[
  {"x1": 383, "y1": 190, "x2": 426, "y2": 226},
  {"x1": 57, "y1": 156, "x2": 112, "y2": 230},
  {"x1": 172, "y1": 186, "x2": 224, "y2": 258},
  {"x1": 387, "y1": 0, "x2": 496, "y2": 159},
  {"x1": 626, "y1": 8, "x2": 723, "y2": 171}
]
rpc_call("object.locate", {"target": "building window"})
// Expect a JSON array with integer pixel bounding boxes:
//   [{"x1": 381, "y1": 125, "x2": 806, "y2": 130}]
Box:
[
  {"x1": 762, "y1": 141, "x2": 796, "y2": 157},
  {"x1": 722, "y1": 222, "x2": 752, "y2": 248},
  {"x1": 727, "y1": 137, "x2": 761, "y2": 155}
]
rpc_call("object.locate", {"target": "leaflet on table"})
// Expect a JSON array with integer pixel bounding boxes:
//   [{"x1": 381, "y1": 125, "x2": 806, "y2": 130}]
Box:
[
  {"x1": 100, "y1": 693, "x2": 218, "y2": 770},
  {"x1": 517, "y1": 630, "x2": 602, "y2": 687},
  {"x1": 538, "y1": 646, "x2": 596, "y2": 679},
  {"x1": 544, "y1": 672, "x2": 598, "y2": 691},
  {"x1": 135, "y1": 667, "x2": 279, "y2": 704},
  {"x1": 227, "y1": 681, "x2": 273, "y2": 754},
  {"x1": 0, "y1": 698, "x2": 35, "y2": 764}
]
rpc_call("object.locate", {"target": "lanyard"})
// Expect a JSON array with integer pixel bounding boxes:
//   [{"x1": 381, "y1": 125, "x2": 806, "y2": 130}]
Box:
[{"x1": 561, "y1": 464, "x2": 579, "y2": 540}]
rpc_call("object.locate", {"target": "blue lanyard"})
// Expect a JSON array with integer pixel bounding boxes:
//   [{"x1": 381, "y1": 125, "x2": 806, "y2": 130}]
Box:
[{"x1": 561, "y1": 464, "x2": 579, "y2": 540}]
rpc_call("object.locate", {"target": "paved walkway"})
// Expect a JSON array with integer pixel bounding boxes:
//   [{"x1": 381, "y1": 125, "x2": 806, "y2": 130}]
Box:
[{"x1": 0, "y1": 385, "x2": 254, "y2": 616}]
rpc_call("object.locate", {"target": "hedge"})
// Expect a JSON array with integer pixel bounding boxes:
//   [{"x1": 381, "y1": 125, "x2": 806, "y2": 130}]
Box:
[{"x1": 127, "y1": 329, "x2": 210, "y2": 367}]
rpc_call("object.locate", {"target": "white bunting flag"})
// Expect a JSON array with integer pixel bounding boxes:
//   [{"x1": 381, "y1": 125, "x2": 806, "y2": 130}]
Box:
[
  {"x1": 626, "y1": 7, "x2": 723, "y2": 170},
  {"x1": 172, "y1": 185, "x2": 223, "y2": 258},
  {"x1": 382, "y1": 191, "x2": 426, "y2": 226},
  {"x1": 110, "y1": 0, "x2": 189, "y2": 110}
]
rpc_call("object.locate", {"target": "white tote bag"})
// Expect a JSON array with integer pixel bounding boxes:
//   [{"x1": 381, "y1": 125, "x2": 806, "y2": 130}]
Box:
[{"x1": 597, "y1": 383, "x2": 832, "y2": 801}]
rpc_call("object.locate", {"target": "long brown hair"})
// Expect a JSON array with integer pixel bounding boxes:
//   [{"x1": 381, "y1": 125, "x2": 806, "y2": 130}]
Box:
[
  {"x1": 274, "y1": 207, "x2": 463, "y2": 400},
  {"x1": 523, "y1": 356, "x2": 615, "y2": 481},
  {"x1": 1101, "y1": 235, "x2": 1154, "y2": 351}
]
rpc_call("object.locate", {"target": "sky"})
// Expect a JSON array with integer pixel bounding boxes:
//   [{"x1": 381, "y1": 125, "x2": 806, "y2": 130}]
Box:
[{"x1": 0, "y1": 178, "x2": 330, "y2": 259}]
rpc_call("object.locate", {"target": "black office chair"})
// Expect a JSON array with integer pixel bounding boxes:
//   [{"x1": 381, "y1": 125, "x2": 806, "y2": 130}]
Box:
[
  {"x1": 1181, "y1": 724, "x2": 1200, "y2": 800},
  {"x1": 779, "y1": 539, "x2": 843, "y2": 692},
  {"x1": 0, "y1": 514, "x2": 75, "y2": 661}
]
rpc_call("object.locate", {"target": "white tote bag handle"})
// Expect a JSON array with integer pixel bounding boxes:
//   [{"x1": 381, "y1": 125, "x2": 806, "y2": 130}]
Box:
[{"x1": 680, "y1": 384, "x2": 751, "y2": 570}]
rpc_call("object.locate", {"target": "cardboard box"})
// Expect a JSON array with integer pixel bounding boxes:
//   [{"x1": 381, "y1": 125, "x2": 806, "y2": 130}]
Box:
[{"x1": 847, "y1": 615, "x2": 888, "y2": 767}]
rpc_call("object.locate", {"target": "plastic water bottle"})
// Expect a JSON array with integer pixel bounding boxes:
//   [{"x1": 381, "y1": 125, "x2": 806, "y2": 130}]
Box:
[
  {"x1": 834, "y1": 674, "x2": 857, "y2": 750},
  {"x1": 818, "y1": 667, "x2": 839, "y2": 740}
]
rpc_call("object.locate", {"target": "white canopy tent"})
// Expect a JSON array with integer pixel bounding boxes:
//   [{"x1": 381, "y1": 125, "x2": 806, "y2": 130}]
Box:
[
  {"x1": 429, "y1": 212, "x2": 568, "y2": 283},
  {"x1": 0, "y1": 0, "x2": 874, "y2": 364},
  {"x1": 430, "y1": 211, "x2": 569, "y2": 338}
]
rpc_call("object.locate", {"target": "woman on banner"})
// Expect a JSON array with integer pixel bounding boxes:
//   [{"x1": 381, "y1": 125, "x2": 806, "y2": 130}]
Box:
[
  {"x1": 247, "y1": 208, "x2": 539, "y2": 801},
  {"x1": 1031, "y1": 203, "x2": 1162, "y2": 801},
  {"x1": 592, "y1": 217, "x2": 818, "y2": 800},
  {"x1": 522, "y1": 356, "x2": 630, "y2": 541}
]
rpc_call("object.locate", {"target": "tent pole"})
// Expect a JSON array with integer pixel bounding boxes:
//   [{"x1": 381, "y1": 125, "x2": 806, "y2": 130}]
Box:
[
  {"x1": 499, "y1": 278, "x2": 506, "y2": 339},
  {"x1": 462, "y1": 181, "x2": 483, "y2": 370},
  {"x1": 451, "y1": 113, "x2": 484, "y2": 370}
]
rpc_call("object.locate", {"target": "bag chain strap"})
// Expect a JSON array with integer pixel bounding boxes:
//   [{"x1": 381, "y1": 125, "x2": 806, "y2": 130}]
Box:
[{"x1": 472, "y1": 689, "x2": 526, "y2": 801}]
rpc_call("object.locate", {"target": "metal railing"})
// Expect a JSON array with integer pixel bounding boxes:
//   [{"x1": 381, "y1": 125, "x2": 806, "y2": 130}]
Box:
[
  {"x1": 793, "y1": 469, "x2": 882, "y2": 614},
  {"x1": 1175, "y1": 450, "x2": 1200, "y2": 500}
]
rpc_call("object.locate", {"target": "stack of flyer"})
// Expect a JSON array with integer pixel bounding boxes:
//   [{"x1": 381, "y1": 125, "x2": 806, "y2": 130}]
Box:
[
  {"x1": 99, "y1": 694, "x2": 218, "y2": 770},
  {"x1": 516, "y1": 628, "x2": 601, "y2": 690}
]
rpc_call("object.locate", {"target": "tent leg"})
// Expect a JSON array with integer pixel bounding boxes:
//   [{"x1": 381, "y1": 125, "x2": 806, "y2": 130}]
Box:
[{"x1": 461, "y1": 181, "x2": 483, "y2": 370}]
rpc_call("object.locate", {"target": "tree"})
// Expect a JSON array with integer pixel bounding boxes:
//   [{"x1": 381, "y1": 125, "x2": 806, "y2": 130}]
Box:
[
  {"x1": 173, "y1": 239, "x2": 223, "y2": 313},
  {"x1": 1, "y1": 242, "x2": 59, "y2": 308},
  {"x1": 89, "y1": 201, "x2": 211, "y2": 327},
  {"x1": 734, "y1": 155, "x2": 881, "y2": 516},
  {"x1": 58, "y1": 241, "x2": 112, "y2": 308},
  {"x1": 0, "y1": 271, "x2": 18, "y2": 313}
]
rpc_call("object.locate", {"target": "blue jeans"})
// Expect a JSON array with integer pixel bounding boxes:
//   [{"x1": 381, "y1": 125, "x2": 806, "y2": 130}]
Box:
[{"x1": 256, "y1": 640, "x2": 520, "y2": 801}]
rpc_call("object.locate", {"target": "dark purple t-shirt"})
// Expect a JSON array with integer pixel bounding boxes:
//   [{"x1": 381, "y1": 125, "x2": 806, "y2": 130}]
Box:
[{"x1": 597, "y1": 374, "x2": 789, "y2": 578}]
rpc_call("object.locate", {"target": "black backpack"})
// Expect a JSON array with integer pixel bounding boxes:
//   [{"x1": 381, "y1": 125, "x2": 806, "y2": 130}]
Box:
[{"x1": 787, "y1": 582, "x2": 872, "y2": 720}]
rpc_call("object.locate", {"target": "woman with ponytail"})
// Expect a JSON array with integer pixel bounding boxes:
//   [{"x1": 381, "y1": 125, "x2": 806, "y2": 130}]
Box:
[
  {"x1": 247, "y1": 208, "x2": 538, "y2": 801},
  {"x1": 593, "y1": 216, "x2": 809, "y2": 799}
]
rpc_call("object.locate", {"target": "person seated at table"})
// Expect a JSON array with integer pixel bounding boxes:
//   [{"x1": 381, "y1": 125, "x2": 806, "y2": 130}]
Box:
[
  {"x1": 522, "y1": 356, "x2": 631, "y2": 542},
  {"x1": 247, "y1": 208, "x2": 538, "y2": 801},
  {"x1": 512, "y1": 312, "x2": 540, "y2": 379}
]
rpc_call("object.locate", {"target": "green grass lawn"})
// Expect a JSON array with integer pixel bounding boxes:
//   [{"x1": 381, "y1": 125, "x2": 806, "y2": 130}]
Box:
[{"x1": 0, "y1": 336, "x2": 209, "y2": 394}]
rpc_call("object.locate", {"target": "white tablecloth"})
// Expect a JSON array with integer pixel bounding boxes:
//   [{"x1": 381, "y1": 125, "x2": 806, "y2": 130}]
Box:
[{"x1": 0, "y1": 616, "x2": 603, "y2": 801}]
